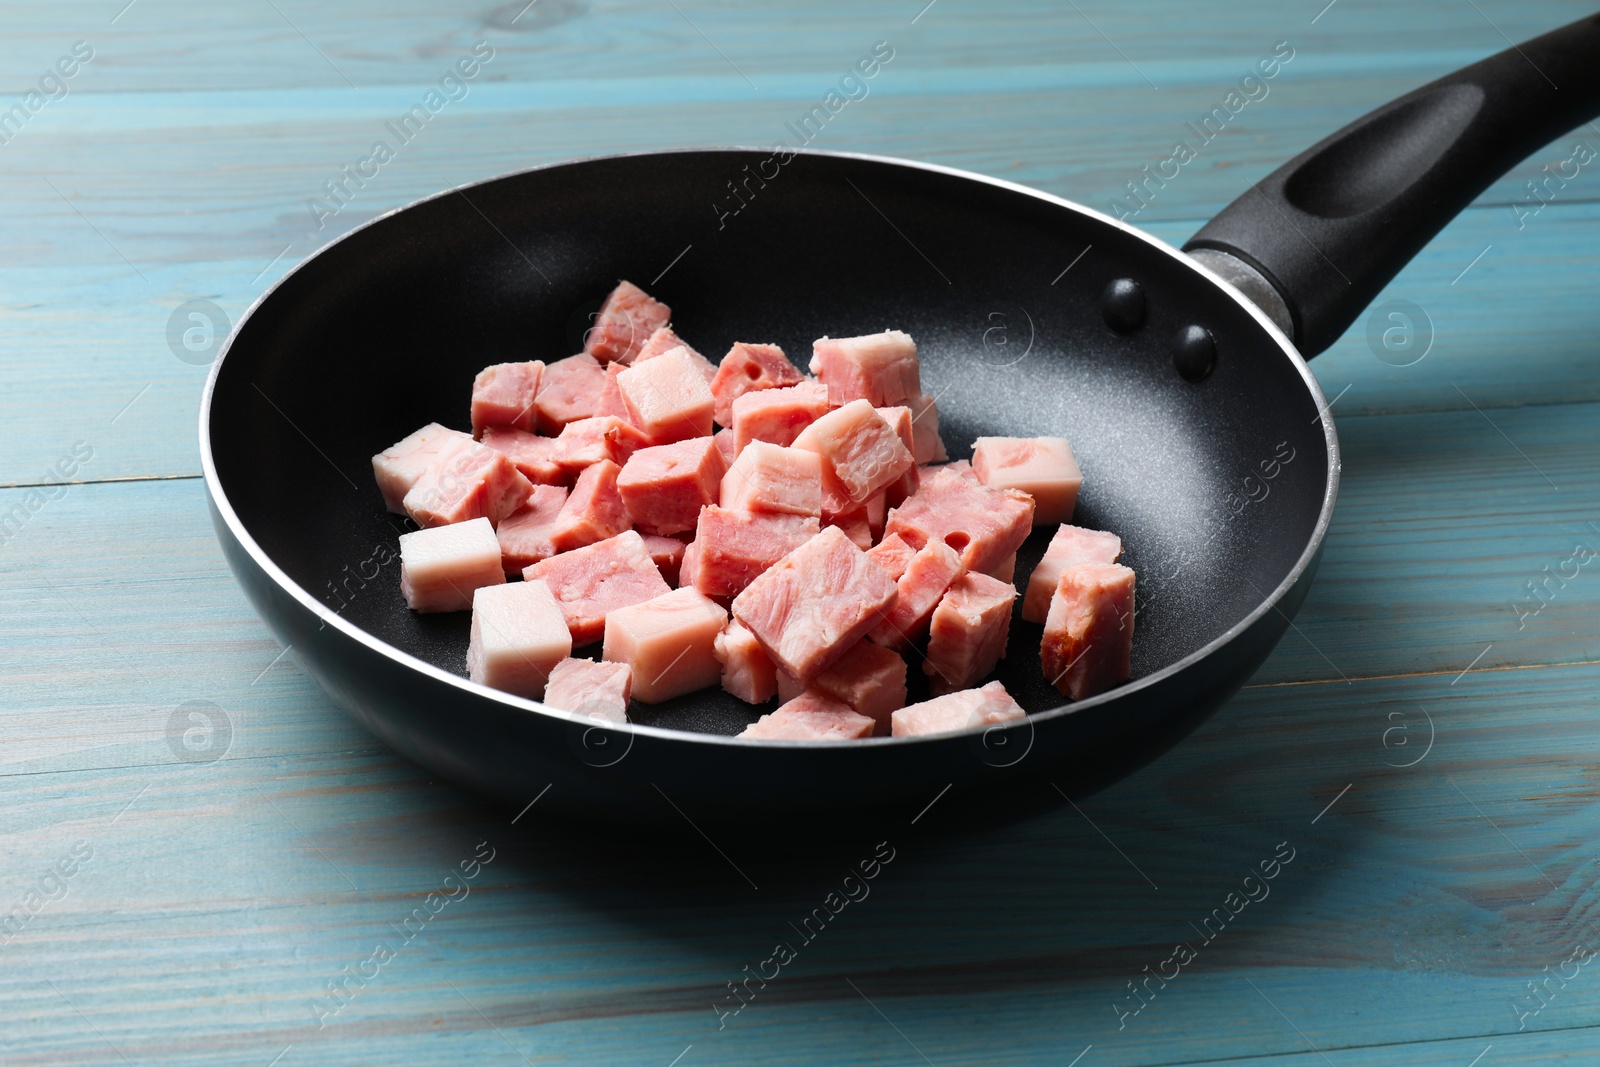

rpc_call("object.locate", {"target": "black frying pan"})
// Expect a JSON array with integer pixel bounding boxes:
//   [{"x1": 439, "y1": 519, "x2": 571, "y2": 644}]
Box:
[{"x1": 202, "y1": 17, "x2": 1600, "y2": 825}]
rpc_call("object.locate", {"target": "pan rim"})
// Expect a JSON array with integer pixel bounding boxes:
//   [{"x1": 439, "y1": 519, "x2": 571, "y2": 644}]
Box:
[{"x1": 199, "y1": 146, "x2": 1341, "y2": 751}]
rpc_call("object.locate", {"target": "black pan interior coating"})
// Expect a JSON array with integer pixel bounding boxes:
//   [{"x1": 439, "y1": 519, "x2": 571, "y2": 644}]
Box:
[{"x1": 210, "y1": 150, "x2": 1328, "y2": 736}]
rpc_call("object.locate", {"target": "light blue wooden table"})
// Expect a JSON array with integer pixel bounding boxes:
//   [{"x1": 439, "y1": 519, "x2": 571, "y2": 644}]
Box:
[{"x1": 5, "y1": 1, "x2": 1600, "y2": 1063}]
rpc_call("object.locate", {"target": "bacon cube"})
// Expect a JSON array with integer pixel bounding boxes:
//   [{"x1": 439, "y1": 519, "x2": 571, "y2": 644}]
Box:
[
  {"x1": 617, "y1": 436, "x2": 726, "y2": 536},
  {"x1": 1043, "y1": 562, "x2": 1135, "y2": 701},
  {"x1": 553, "y1": 416, "x2": 652, "y2": 475},
  {"x1": 535, "y1": 353, "x2": 608, "y2": 434},
  {"x1": 714, "y1": 619, "x2": 778, "y2": 704},
  {"x1": 870, "y1": 539, "x2": 965, "y2": 651},
  {"x1": 617, "y1": 347, "x2": 716, "y2": 443},
  {"x1": 865, "y1": 532, "x2": 917, "y2": 582},
  {"x1": 636, "y1": 326, "x2": 717, "y2": 385},
  {"x1": 973, "y1": 436, "x2": 1083, "y2": 525},
  {"x1": 875, "y1": 405, "x2": 921, "y2": 504},
  {"x1": 890, "y1": 680, "x2": 1025, "y2": 738},
  {"x1": 710, "y1": 342, "x2": 803, "y2": 426},
  {"x1": 926, "y1": 571, "x2": 1016, "y2": 692},
  {"x1": 603, "y1": 587, "x2": 728, "y2": 703},
  {"x1": 809, "y1": 330, "x2": 921, "y2": 407},
  {"x1": 471, "y1": 361, "x2": 544, "y2": 437},
  {"x1": 885, "y1": 467, "x2": 1034, "y2": 578},
  {"x1": 548, "y1": 459, "x2": 631, "y2": 552},
  {"x1": 1023, "y1": 525, "x2": 1124, "y2": 623},
  {"x1": 936, "y1": 459, "x2": 980, "y2": 483},
  {"x1": 641, "y1": 533, "x2": 690, "y2": 586},
  {"x1": 731, "y1": 525, "x2": 899, "y2": 682},
  {"x1": 793, "y1": 400, "x2": 914, "y2": 507},
  {"x1": 713, "y1": 428, "x2": 737, "y2": 468},
  {"x1": 543, "y1": 657, "x2": 632, "y2": 723},
  {"x1": 480, "y1": 427, "x2": 565, "y2": 486},
  {"x1": 731, "y1": 380, "x2": 830, "y2": 453},
  {"x1": 907, "y1": 393, "x2": 948, "y2": 464},
  {"x1": 992, "y1": 553, "x2": 1017, "y2": 583},
  {"x1": 775, "y1": 639, "x2": 906, "y2": 734},
  {"x1": 522, "y1": 530, "x2": 671, "y2": 645},
  {"x1": 495, "y1": 484, "x2": 568, "y2": 574},
  {"x1": 594, "y1": 363, "x2": 632, "y2": 421},
  {"x1": 585, "y1": 280, "x2": 671, "y2": 364},
  {"x1": 373, "y1": 423, "x2": 473, "y2": 513},
  {"x1": 738, "y1": 692, "x2": 876, "y2": 741},
  {"x1": 828, "y1": 513, "x2": 872, "y2": 549},
  {"x1": 465, "y1": 581, "x2": 570, "y2": 699},
  {"x1": 403, "y1": 437, "x2": 533, "y2": 528},
  {"x1": 683, "y1": 506, "x2": 819, "y2": 598},
  {"x1": 720, "y1": 442, "x2": 822, "y2": 518},
  {"x1": 399, "y1": 517, "x2": 505, "y2": 612}
]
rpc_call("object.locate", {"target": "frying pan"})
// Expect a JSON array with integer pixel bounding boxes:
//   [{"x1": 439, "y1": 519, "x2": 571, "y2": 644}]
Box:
[{"x1": 202, "y1": 17, "x2": 1600, "y2": 825}]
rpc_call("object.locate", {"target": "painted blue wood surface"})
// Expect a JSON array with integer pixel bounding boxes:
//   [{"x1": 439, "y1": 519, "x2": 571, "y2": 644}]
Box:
[{"x1": 3, "y1": 1, "x2": 1600, "y2": 1064}]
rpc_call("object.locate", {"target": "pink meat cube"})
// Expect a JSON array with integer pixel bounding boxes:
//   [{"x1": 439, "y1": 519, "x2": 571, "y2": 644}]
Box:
[
  {"x1": 553, "y1": 416, "x2": 652, "y2": 475},
  {"x1": 907, "y1": 394, "x2": 948, "y2": 464},
  {"x1": 828, "y1": 513, "x2": 873, "y2": 550},
  {"x1": 594, "y1": 363, "x2": 633, "y2": 421},
  {"x1": 585, "y1": 280, "x2": 672, "y2": 364},
  {"x1": 973, "y1": 437, "x2": 1084, "y2": 526},
  {"x1": 466, "y1": 579, "x2": 572, "y2": 699},
  {"x1": 683, "y1": 506, "x2": 820, "y2": 598},
  {"x1": 885, "y1": 467, "x2": 1034, "y2": 578},
  {"x1": 809, "y1": 330, "x2": 921, "y2": 407},
  {"x1": 720, "y1": 442, "x2": 822, "y2": 518},
  {"x1": 926, "y1": 571, "x2": 1016, "y2": 692},
  {"x1": 1043, "y1": 562, "x2": 1135, "y2": 701},
  {"x1": 372, "y1": 423, "x2": 474, "y2": 513},
  {"x1": 522, "y1": 530, "x2": 671, "y2": 645},
  {"x1": 937, "y1": 459, "x2": 980, "y2": 483},
  {"x1": 731, "y1": 380, "x2": 830, "y2": 453},
  {"x1": 618, "y1": 347, "x2": 716, "y2": 443},
  {"x1": 993, "y1": 552, "x2": 1017, "y2": 583},
  {"x1": 713, "y1": 427, "x2": 737, "y2": 468},
  {"x1": 870, "y1": 539, "x2": 965, "y2": 651},
  {"x1": 471, "y1": 361, "x2": 544, "y2": 437},
  {"x1": 535, "y1": 353, "x2": 608, "y2": 434},
  {"x1": 792, "y1": 399, "x2": 914, "y2": 507},
  {"x1": 866, "y1": 532, "x2": 918, "y2": 582},
  {"x1": 495, "y1": 484, "x2": 569, "y2": 574},
  {"x1": 875, "y1": 405, "x2": 921, "y2": 504},
  {"x1": 603, "y1": 587, "x2": 728, "y2": 703},
  {"x1": 399, "y1": 517, "x2": 505, "y2": 612},
  {"x1": 822, "y1": 490, "x2": 887, "y2": 539},
  {"x1": 676, "y1": 536, "x2": 700, "y2": 589},
  {"x1": 710, "y1": 342, "x2": 802, "y2": 426},
  {"x1": 890, "y1": 680, "x2": 1025, "y2": 738},
  {"x1": 547, "y1": 459, "x2": 631, "y2": 552},
  {"x1": 775, "y1": 639, "x2": 906, "y2": 734},
  {"x1": 641, "y1": 533, "x2": 690, "y2": 586},
  {"x1": 636, "y1": 326, "x2": 717, "y2": 385},
  {"x1": 543, "y1": 657, "x2": 632, "y2": 723},
  {"x1": 714, "y1": 619, "x2": 778, "y2": 704},
  {"x1": 1023, "y1": 524, "x2": 1124, "y2": 623},
  {"x1": 617, "y1": 436, "x2": 727, "y2": 536},
  {"x1": 738, "y1": 692, "x2": 876, "y2": 741},
  {"x1": 403, "y1": 437, "x2": 533, "y2": 528},
  {"x1": 731, "y1": 525, "x2": 899, "y2": 682},
  {"x1": 480, "y1": 427, "x2": 566, "y2": 486}
]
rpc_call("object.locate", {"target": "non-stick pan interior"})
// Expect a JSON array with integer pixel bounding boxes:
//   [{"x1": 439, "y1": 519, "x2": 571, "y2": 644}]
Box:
[{"x1": 210, "y1": 150, "x2": 1330, "y2": 736}]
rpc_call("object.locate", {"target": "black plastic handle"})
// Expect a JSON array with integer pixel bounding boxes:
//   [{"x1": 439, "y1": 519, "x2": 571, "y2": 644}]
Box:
[{"x1": 1184, "y1": 14, "x2": 1600, "y2": 356}]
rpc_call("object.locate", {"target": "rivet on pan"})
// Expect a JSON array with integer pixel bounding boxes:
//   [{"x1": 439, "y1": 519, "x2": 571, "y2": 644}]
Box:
[
  {"x1": 1102, "y1": 278, "x2": 1146, "y2": 333},
  {"x1": 1174, "y1": 325, "x2": 1216, "y2": 382}
]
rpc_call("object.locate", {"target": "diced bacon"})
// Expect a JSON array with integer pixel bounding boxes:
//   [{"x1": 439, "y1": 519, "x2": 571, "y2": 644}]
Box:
[
  {"x1": 585, "y1": 280, "x2": 672, "y2": 364},
  {"x1": 792, "y1": 399, "x2": 914, "y2": 506},
  {"x1": 618, "y1": 347, "x2": 716, "y2": 443},
  {"x1": 535, "y1": 353, "x2": 608, "y2": 434},
  {"x1": 775, "y1": 640, "x2": 906, "y2": 734},
  {"x1": 739, "y1": 692, "x2": 876, "y2": 741},
  {"x1": 480, "y1": 427, "x2": 565, "y2": 486},
  {"x1": 677, "y1": 536, "x2": 700, "y2": 589},
  {"x1": 731, "y1": 525, "x2": 899, "y2": 682},
  {"x1": 603, "y1": 587, "x2": 728, "y2": 703},
  {"x1": 403, "y1": 437, "x2": 533, "y2": 528},
  {"x1": 714, "y1": 619, "x2": 778, "y2": 704},
  {"x1": 710, "y1": 342, "x2": 803, "y2": 426},
  {"x1": 809, "y1": 330, "x2": 921, "y2": 407},
  {"x1": 470, "y1": 361, "x2": 544, "y2": 437},
  {"x1": 594, "y1": 363, "x2": 633, "y2": 421},
  {"x1": 713, "y1": 428, "x2": 737, "y2": 468},
  {"x1": 495, "y1": 484, "x2": 568, "y2": 574},
  {"x1": 399, "y1": 517, "x2": 505, "y2": 612},
  {"x1": 548, "y1": 459, "x2": 631, "y2": 552},
  {"x1": 865, "y1": 532, "x2": 917, "y2": 582},
  {"x1": 926, "y1": 571, "x2": 1016, "y2": 692},
  {"x1": 935, "y1": 459, "x2": 979, "y2": 483},
  {"x1": 683, "y1": 506, "x2": 820, "y2": 598},
  {"x1": 885, "y1": 467, "x2": 1034, "y2": 578},
  {"x1": 553, "y1": 416, "x2": 652, "y2": 475},
  {"x1": 720, "y1": 442, "x2": 822, "y2": 518},
  {"x1": 875, "y1": 405, "x2": 921, "y2": 505},
  {"x1": 827, "y1": 513, "x2": 873, "y2": 549},
  {"x1": 543, "y1": 657, "x2": 632, "y2": 723},
  {"x1": 640, "y1": 533, "x2": 690, "y2": 586},
  {"x1": 616, "y1": 436, "x2": 726, "y2": 536},
  {"x1": 731, "y1": 380, "x2": 830, "y2": 453},
  {"x1": 992, "y1": 552, "x2": 1016, "y2": 583},
  {"x1": 973, "y1": 436, "x2": 1083, "y2": 525},
  {"x1": 907, "y1": 393, "x2": 948, "y2": 464},
  {"x1": 1023, "y1": 524, "x2": 1123, "y2": 623},
  {"x1": 522, "y1": 530, "x2": 671, "y2": 646},
  {"x1": 1042, "y1": 562, "x2": 1135, "y2": 701},
  {"x1": 870, "y1": 539, "x2": 965, "y2": 651},
  {"x1": 466, "y1": 579, "x2": 572, "y2": 699},
  {"x1": 890, "y1": 680, "x2": 1025, "y2": 738},
  {"x1": 636, "y1": 326, "x2": 717, "y2": 385},
  {"x1": 372, "y1": 423, "x2": 473, "y2": 513}
]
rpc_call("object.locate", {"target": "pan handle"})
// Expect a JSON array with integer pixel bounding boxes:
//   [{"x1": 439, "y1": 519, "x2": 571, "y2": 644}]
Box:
[{"x1": 1184, "y1": 13, "x2": 1600, "y2": 356}]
